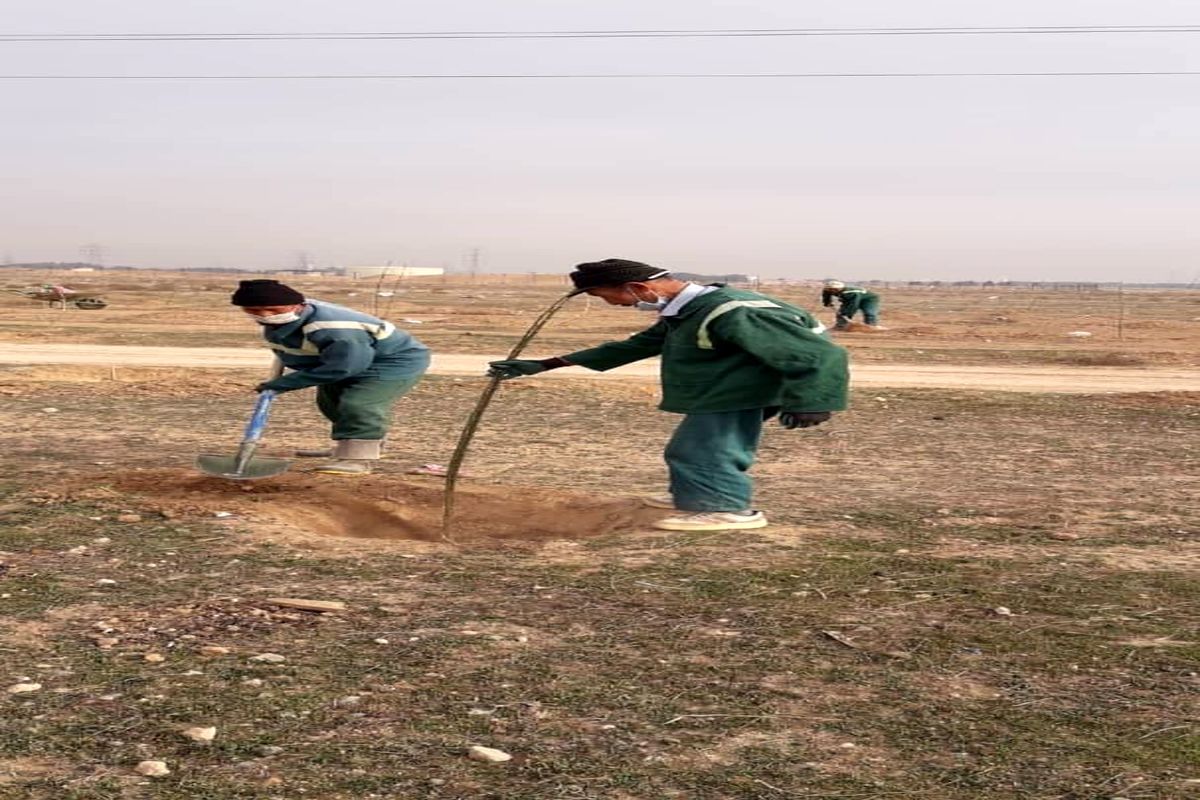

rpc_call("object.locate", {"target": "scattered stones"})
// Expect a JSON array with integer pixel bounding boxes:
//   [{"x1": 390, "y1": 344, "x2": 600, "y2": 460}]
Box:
[
  {"x1": 257, "y1": 745, "x2": 285, "y2": 756},
  {"x1": 92, "y1": 637, "x2": 120, "y2": 649},
  {"x1": 41, "y1": 407, "x2": 60, "y2": 413},
  {"x1": 250, "y1": 653, "x2": 287, "y2": 663},
  {"x1": 468, "y1": 745, "x2": 513, "y2": 763},
  {"x1": 116, "y1": 514, "x2": 143, "y2": 523},
  {"x1": 182, "y1": 726, "x2": 217, "y2": 744},
  {"x1": 198, "y1": 646, "x2": 231, "y2": 656},
  {"x1": 373, "y1": 638, "x2": 390, "y2": 645},
  {"x1": 6, "y1": 682, "x2": 42, "y2": 694},
  {"x1": 143, "y1": 653, "x2": 166, "y2": 663},
  {"x1": 134, "y1": 760, "x2": 170, "y2": 777},
  {"x1": 1050, "y1": 531, "x2": 1081, "y2": 541},
  {"x1": 265, "y1": 597, "x2": 347, "y2": 613},
  {"x1": 993, "y1": 606, "x2": 1014, "y2": 617},
  {"x1": 334, "y1": 695, "x2": 363, "y2": 707},
  {"x1": 96, "y1": 579, "x2": 118, "y2": 587}
]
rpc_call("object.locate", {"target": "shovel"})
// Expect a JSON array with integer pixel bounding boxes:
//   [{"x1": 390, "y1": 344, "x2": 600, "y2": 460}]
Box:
[{"x1": 196, "y1": 359, "x2": 291, "y2": 480}]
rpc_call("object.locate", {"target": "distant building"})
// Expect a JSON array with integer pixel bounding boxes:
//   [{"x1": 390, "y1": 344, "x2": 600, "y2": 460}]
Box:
[
  {"x1": 69, "y1": 267, "x2": 96, "y2": 273},
  {"x1": 341, "y1": 266, "x2": 445, "y2": 280}
]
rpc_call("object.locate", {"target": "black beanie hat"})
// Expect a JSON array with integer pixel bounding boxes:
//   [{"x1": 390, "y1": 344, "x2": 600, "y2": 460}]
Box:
[
  {"x1": 230, "y1": 279, "x2": 305, "y2": 307},
  {"x1": 568, "y1": 258, "x2": 671, "y2": 292}
]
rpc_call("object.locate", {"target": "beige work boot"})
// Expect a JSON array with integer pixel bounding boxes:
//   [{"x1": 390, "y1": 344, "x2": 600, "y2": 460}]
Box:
[
  {"x1": 300, "y1": 436, "x2": 386, "y2": 459},
  {"x1": 642, "y1": 494, "x2": 677, "y2": 510},
  {"x1": 314, "y1": 439, "x2": 381, "y2": 476},
  {"x1": 653, "y1": 511, "x2": 768, "y2": 532},
  {"x1": 315, "y1": 460, "x2": 373, "y2": 476}
]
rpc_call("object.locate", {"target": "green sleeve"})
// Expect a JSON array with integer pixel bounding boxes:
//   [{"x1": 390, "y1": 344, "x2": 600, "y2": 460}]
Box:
[
  {"x1": 562, "y1": 320, "x2": 668, "y2": 371},
  {"x1": 838, "y1": 292, "x2": 862, "y2": 317},
  {"x1": 709, "y1": 309, "x2": 849, "y2": 412}
]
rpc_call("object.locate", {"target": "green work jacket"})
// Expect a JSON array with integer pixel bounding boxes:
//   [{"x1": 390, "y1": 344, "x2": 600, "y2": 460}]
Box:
[{"x1": 563, "y1": 287, "x2": 849, "y2": 414}]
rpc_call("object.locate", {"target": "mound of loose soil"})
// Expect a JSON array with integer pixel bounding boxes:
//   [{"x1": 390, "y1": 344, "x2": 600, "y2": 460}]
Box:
[{"x1": 100, "y1": 469, "x2": 666, "y2": 544}]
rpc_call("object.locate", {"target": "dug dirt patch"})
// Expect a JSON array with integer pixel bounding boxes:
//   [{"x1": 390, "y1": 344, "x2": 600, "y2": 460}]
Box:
[{"x1": 102, "y1": 469, "x2": 665, "y2": 544}]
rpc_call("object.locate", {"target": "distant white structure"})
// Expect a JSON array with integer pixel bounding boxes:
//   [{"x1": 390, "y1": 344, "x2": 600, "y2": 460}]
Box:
[
  {"x1": 342, "y1": 266, "x2": 445, "y2": 279},
  {"x1": 69, "y1": 267, "x2": 96, "y2": 273}
]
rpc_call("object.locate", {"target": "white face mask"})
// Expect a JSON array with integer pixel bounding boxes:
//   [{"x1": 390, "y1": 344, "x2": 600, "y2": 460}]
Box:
[
  {"x1": 250, "y1": 310, "x2": 301, "y2": 325},
  {"x1": 629, "y1": 287, "x2": 667, "y2": 312}
]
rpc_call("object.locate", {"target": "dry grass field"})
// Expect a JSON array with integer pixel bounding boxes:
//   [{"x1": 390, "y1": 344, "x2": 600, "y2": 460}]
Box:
[{"x1": 0, "y1": 269, "x2": 1197, "y2": 798}]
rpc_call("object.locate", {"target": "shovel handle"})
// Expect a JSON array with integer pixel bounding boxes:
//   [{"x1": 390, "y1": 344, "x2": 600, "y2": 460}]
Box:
[{"x1": 242, "y1": 390, "x2": 277, "y2": 444}]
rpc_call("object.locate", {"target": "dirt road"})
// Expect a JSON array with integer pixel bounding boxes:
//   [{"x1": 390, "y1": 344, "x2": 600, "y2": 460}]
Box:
[{"x1": 2, "y1": 343, "x2": 1198, "y2": 393}]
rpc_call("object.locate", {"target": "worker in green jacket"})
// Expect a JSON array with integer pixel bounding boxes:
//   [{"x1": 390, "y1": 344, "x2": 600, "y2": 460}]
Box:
[
  {"x1": 488, "y1": 259, "x2": 849, "y2": 533},
  {"x1": 822, "y1": 281, "x2": 882, "y2": 329}
]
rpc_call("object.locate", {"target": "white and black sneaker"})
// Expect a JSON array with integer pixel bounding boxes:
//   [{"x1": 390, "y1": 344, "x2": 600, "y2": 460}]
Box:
[{"x1": 653, "y1": 511, "x2": 768, "y2": 532}]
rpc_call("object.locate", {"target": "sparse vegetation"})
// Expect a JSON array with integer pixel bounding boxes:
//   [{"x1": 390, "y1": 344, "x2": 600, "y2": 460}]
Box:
[{"x1": 1, "y1": 274, "x2": 1198, "y2": 797}]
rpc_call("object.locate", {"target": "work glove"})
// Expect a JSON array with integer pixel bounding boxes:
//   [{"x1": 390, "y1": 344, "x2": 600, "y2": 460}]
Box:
[
  {"x1": 487, "y1": 359, "x2": 550, "y2": 380},
  {"x1": 779, "y1": 411, "x2": 832, "y2": 429}
]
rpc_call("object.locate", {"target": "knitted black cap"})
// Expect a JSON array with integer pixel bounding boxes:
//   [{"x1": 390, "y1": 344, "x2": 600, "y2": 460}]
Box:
[
  {"x1": 230, "y1": 279, "x2": 305, "y2": 307},
  {"x1": 568, "y1": 259, "x2": 671, "y2": 292}
]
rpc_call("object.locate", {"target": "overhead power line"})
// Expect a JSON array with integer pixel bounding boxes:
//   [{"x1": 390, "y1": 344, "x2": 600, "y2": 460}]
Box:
[
  {"x1": 2, "y1": 25, "x2": 1200, "y2": 42},
  {"x1": 3, "y1": 71, "x2": 1200, "y2": 80}
]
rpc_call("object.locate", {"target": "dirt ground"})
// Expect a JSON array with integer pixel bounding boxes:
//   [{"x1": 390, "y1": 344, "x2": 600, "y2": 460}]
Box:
[
  {"x1": 3, "y1": 268, "x2": 1200, "y2": 369},
  {"x1": 5, "y1": 348, "x2": 1200, "y2": 394},
  {"x1": 0, "y1": 269, "x2": 1198, "y2": 798}
]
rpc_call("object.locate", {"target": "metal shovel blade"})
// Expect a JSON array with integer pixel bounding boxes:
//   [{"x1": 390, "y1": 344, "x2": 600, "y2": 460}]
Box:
[{"x1": 195, "y1": 453, "x2": 291, "y2": 480}]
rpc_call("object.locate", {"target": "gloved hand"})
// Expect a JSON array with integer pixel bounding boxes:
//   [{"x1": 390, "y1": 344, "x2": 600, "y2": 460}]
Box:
[
  {"x1": 487, "y1": 359, "x2": 550, "y2": 380},
  {"x1": 779, "y1": 411, "x2": 832, "y2": 429},
  {"x1": 254, "y1": 382, "x2": 280, "y2": 393}
]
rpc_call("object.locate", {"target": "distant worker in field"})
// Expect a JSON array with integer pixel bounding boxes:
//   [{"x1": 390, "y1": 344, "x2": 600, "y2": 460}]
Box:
[
  {"x1": 822, "y1": 280, "x2": 883, "y2": 330},
  {"x1": 488, "y1": 259, "x2": 849, "y2": 533},
  {"x1": 230, "y1": 279, "x2": 430, "y2": 475}
]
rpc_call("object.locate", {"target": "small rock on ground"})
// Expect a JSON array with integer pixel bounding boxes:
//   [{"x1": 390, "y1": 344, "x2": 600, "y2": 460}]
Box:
[
  {"x1": 468, "y1": 745, "x2": 513, "y2": 763},
  {"x1": 6, "y1": 682, "x2": 42, "y2": 694},
  {"x1": 135, "y1": 760, "x2": 171, "y2": 777},
  {"x1": 182, "y1": 726, "x2": 217, "y2": 743}
]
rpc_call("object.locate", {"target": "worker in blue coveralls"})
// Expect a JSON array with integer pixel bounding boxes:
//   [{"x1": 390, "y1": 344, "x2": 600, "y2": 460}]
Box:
[{"x1": 230, "y1": 279, "x2": 429, "y2": 475}]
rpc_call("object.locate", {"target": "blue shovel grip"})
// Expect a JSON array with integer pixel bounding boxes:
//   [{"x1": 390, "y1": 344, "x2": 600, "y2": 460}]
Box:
[{"x1": 242, "y1": 390, "x2": 277, "y2": 443}]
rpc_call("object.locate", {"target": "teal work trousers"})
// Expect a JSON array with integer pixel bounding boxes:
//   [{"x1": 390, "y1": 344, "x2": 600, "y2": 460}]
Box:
[
  {"x1": 315, "y1": 374, "x2": 423, "y2": 440},
  {"x1": 664, "y1": 409, "x2": 774, "y2": 512}
]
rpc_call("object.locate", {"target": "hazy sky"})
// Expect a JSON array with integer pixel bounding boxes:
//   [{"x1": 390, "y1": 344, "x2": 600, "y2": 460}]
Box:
[{"x1": 3, "y1": 1, "x2": 1199, "y2": 281}]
